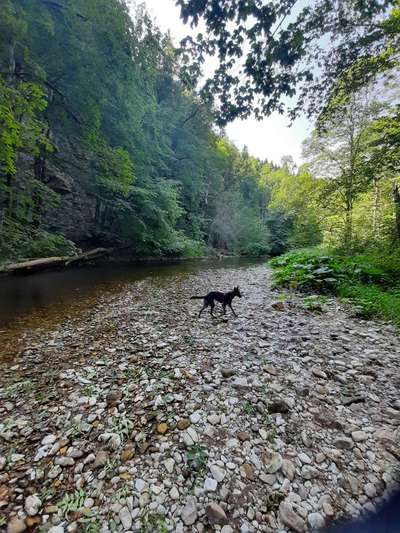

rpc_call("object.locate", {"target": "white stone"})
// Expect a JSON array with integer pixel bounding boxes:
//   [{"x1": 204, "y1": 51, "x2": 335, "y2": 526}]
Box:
[
  {"x1": 204, "y1": 477, "x2": 218, "y2": 492},
  {"x1": 181, "y1": 498, "x2": 198, "y2": 526},
  {"x1": 170, "y1": 486, "x2": 180, "y2": 500},
  {"x1": 119, "y1": 506, "x2": 132, "y2": 530},
  {"x1": 25, "y1": 494, "x2": 42, "y2": 516},
  {"x1": 164, "y1": 458, "x2": 175, "y2": 474},
  {"x1": 210, "y1": 464, "x2": 226, "y2": 482},
  {"x1": 41, "y1": 434, "x2": 57, "y2": 446},
  {"x1": 308, "y1": 512, "x2": 325, "y2": 530},
  {"x1": 190, "y1": 412, "x2": 202, "y2": 424},
  {"x1": 135, "y1": 478, "x2": 146, "y2": 492},
  {"x1": 298, "y1": 453, "x2": 312, "y2": 465}
]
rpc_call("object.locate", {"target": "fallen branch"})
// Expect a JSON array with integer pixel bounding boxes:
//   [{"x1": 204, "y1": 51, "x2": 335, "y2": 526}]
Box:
[{"x1": 1, "y1": 248, "x2": 111, "y2": 274}]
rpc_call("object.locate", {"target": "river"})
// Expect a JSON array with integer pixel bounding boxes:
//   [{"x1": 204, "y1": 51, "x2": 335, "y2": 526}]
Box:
[{"x1": 0, "y1": 257, "x2": 263, "y2": 360}]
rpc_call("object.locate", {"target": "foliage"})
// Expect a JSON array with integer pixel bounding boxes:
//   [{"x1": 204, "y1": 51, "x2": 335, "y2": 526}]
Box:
[
  {"x1": 186, "y1": 444, "x2": 208, "y2": 475},
  {"x1": 338, "y1": 282, "x2": 400, "y2": 326},
  {"x1": 271, "y1": 247, "x2": 400, "y2": 325},
  {"x1": 177, "y1": 0, "x2": 398, "y2": 123},
  {"x1": 0, "y1": 217, "x2": 78, "y2": 262},
  {"x1": 58, "y1": 489, "x2": 89, "y2": 517},
  {"x1": 0, "y1": 0, "x2": 298, "y2": 262}
]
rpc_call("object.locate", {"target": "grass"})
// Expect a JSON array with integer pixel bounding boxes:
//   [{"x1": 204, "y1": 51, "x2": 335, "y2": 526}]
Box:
[{"x1": 270, "y1": 247, "x2": 400, "y2": 326}]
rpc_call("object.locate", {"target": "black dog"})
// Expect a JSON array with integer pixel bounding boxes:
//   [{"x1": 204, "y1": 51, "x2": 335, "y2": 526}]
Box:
[{"x1": 190, "y1": 286, "x2": 242, "y2": 318}]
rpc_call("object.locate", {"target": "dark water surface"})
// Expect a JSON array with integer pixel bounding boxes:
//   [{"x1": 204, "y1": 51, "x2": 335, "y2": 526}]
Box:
[{"x1": 0, "y1": 257, "x2": 264, "y2": 330}]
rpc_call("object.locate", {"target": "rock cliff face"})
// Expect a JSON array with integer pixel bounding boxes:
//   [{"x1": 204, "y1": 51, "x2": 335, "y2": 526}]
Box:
[{"x1": 24, "y1": 134, "x2": 100, "y2": 246}]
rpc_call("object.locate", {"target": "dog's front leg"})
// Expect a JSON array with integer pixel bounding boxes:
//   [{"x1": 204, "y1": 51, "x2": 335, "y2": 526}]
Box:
[{"x1": 229, "y1": 304, "x2": 237, "y2": 317}]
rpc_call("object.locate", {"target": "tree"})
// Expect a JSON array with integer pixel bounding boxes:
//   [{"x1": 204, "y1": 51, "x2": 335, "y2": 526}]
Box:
[
  {"x1": 177, "y1": 0, "x2": 399, "y2": 124},
  {"x1": 303, "y1": 91, "x2": 382, "y2": 250}
]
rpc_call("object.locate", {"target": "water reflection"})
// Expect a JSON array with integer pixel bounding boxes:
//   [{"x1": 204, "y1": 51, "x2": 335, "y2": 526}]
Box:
[{"x1": 0, "y1": 257, "x2": 264, "y2": 329}]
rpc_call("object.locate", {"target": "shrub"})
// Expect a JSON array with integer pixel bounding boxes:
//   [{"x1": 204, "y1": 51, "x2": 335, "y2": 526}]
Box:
[{"x1": 270, "y1": 247, "x2": 400, "y2": 326}]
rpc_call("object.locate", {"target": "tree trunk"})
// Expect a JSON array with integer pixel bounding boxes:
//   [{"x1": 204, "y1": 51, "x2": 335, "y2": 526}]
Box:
[
  {"x1": 372, "y1": 178, "x2": 380, "y2": 239},
  {"x1": 393, "y1": 183, "x2": 400, "y2": 241}
]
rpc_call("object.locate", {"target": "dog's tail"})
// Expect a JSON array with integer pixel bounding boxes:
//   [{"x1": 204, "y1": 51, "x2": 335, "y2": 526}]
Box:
[{"x1": 190, "y1": 296, "x2": 205, "y2": 300}]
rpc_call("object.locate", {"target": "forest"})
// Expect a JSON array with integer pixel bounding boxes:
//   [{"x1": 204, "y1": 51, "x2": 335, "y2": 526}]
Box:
[
  {"x1": 2, "y1": 2, "x2": 400, "y2": 532},
  {"x1": 0, "y1": 0, "x2": 399, "y2": 319},
  {"x1": 0, "y1": 0, "x2": 294, "y2": 262}
]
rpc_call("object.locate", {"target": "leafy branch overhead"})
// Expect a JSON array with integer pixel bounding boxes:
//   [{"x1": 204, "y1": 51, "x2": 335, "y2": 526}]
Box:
[{"x1": 176, "y1": 0, "x2": 399, "y2": 124}]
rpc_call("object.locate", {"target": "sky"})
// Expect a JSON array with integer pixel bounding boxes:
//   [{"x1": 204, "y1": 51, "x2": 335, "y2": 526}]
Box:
[{"x1": 133, "y1": 0, "x2": 312, "y2": 165}]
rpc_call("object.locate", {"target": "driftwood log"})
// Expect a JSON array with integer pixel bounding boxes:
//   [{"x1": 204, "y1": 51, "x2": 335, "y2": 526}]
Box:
[{"x1": 1, "y1": 248, "x2": 111, "y2": 274}]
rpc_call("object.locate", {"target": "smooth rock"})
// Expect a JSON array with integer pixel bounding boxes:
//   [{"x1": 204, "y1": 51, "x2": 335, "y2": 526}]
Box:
[
  {"x1": 93, "y1": 450, "x2": 109, "y2": 469},
  {"x1": 352, "y1": 430, "x2": 367, "y2": 442},
  {"x1": 334, "y1": 437, "x2": 353, "y2": 450},
  {"x1": 263, "y1": 450, "x2": 283, "y2": 473},
  {"x1": 204, "y1": 477, "x2": 218, "y2": 492},
  {"x1": 181, "y1": 498, "x2": 198, "y2": 526},
  {"x1": 279, "y1": 501, "x2": 306, "y2": 532},
  {"x1": 7, "y1": 518, "x2": 27, "y2": 533},
  {"x1": 177, "y1": 419, "x2": 190, "y2": 430},
  {"x1": 282, "y1": 459, "x2": 296, "y2": 481},
  {"x1": 25, "y1": 494, "x2": 42, "y2": 516},
  {"x1": 119, "y1": 506, "x2": 132, "y2": 530},
  {"x1": 206, "y1": 502, "x2": 229, "y2": 525},
  {"x1": 308, "y1": 513, "x2": 325, "y2": 530},
  {"x1": 210, "y1": 464, "x2": 226, "y2": 482},
  {"x1": 164, "y1": 458, "x2": 175, "y2": 474}
]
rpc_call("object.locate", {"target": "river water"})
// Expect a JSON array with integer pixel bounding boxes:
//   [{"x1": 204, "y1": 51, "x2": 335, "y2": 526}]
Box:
[{"x1": 0, "y1": 258, "x2": 264, "y2": 359}]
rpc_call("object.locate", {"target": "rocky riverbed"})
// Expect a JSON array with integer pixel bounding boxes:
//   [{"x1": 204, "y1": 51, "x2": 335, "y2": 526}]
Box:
[{"x1": 1, "y1": 264, "x2": 399, "y2": 532}]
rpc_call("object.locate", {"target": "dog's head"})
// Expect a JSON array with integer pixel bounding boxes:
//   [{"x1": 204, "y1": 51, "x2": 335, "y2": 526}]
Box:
[{"x1": 234, "y1": 286, "x2": 242, "y2": 298}]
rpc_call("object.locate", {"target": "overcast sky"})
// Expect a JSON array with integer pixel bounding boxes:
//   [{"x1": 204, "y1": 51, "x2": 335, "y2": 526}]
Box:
[{"x1": 134, "y1": 0, "x2": 312, "y2": 165}]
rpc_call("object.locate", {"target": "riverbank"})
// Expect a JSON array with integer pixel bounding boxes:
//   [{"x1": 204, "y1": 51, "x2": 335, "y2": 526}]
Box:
[
  {"x1": 270, "y1": 248, "x2": 400, "y2": 327},
  {"x1": 1, "y1": 264, "x2": 399, "y2": 532}
]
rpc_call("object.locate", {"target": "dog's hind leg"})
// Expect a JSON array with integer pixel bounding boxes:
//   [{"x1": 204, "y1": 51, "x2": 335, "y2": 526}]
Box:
[
  {"x1": 198, "y1": 302, "x2": 207, "y2": 318},
  {"x1": 210, "y1": 302, "x2": 215, "y2": 317}
]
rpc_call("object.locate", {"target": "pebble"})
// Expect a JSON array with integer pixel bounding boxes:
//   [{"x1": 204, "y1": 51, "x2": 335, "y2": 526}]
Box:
[
  {"x1": 308, "y1": 513, "x2": 325, "y2": 530},
  {"x1": 190, "y1": 412, "x2": 202, "y2": 423},
  {"x1": 119, "y1": 506, "x2": 132, "y2": 530},
  {"x1": 279, "y1": 501, "x2": 306, "y2": 532},
  {"x1": 364, "y1": 483, "x2": 377, "y2": 498},
  {"x1": 206, "y1": 502, "x2": 229, "y2": 525},
  {"x1": 352, "y1": 430, "x2": 367, "y2": 442},
  {"x1": 334, "y1": 437, "x2": 354, "y2": 450},
  {"x1": 164, "y1": 458, "x2": 175, "y2": 473},
  {"x1": 298, "y1": 453, "x2": 312, "y2": 464},
  {"x1": 2, "y1": 265, "x2": 399, "y2": 533},
  {"x1": 7, "y1": 518, "x2": 27, "y2": 533},
  {"x1": 210, "y1": 464, "x2": 226, "y2": 482},
  {"x1": 263, "y1": 450, "x2": 283, "y2": 473},
  {"x1": 55, "y1": 456, "x2": 75, "y2": 467},
  {"x1": 181, "y1": 498, "x2": 198, "y2": 526},
  {"x1": 177, "y1": 419, "x2": 190, "y2": 430},
  {"x1": 25, "y1": 494, "x2": 42, "y2": 516},
  {"x1": 204, "y1": 477, "x2": 218, "y2": 492},
  {"x1": 282, "y1": 459, "x2": 296, "y2": 481}
]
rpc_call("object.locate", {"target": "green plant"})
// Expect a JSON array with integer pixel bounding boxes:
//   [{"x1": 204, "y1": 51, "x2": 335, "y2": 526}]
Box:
[
  {"x1": 186, "y1": 444, "x2": 208, "y2": 475},
  {"x1": 111, "y1": 415, "x2": 134, "y2": 441},
  {"x1": 142, "y1": 513, "x2": 168, "y2": 533},
  {"x1": 302, "y1": 295, "x2": 328, "y2": 313},
  {"x1": 3, "y1": 380, "x2": 35, "y2": 398},
  {"x1": 110, "y1": 485, "x2": 132, "y2": 502},
  {"x1": 40, "y1": 485, "x2": 57, "y2": 503},
  {"x1": 58, "y1": 489, "x2": 89, "y2": 517},
  {"x1": 271, "y1": 247, "x2": 400, "y2": 327},
  {"x1": 104, "y1": 456, "x2": 121, "y2": 476},
  {"x1": 242, "y1": 401, "x2": 256, "y2": 415},
  {"x1": 76, "y1": 508, "x2": 102, "y2": 533}
]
